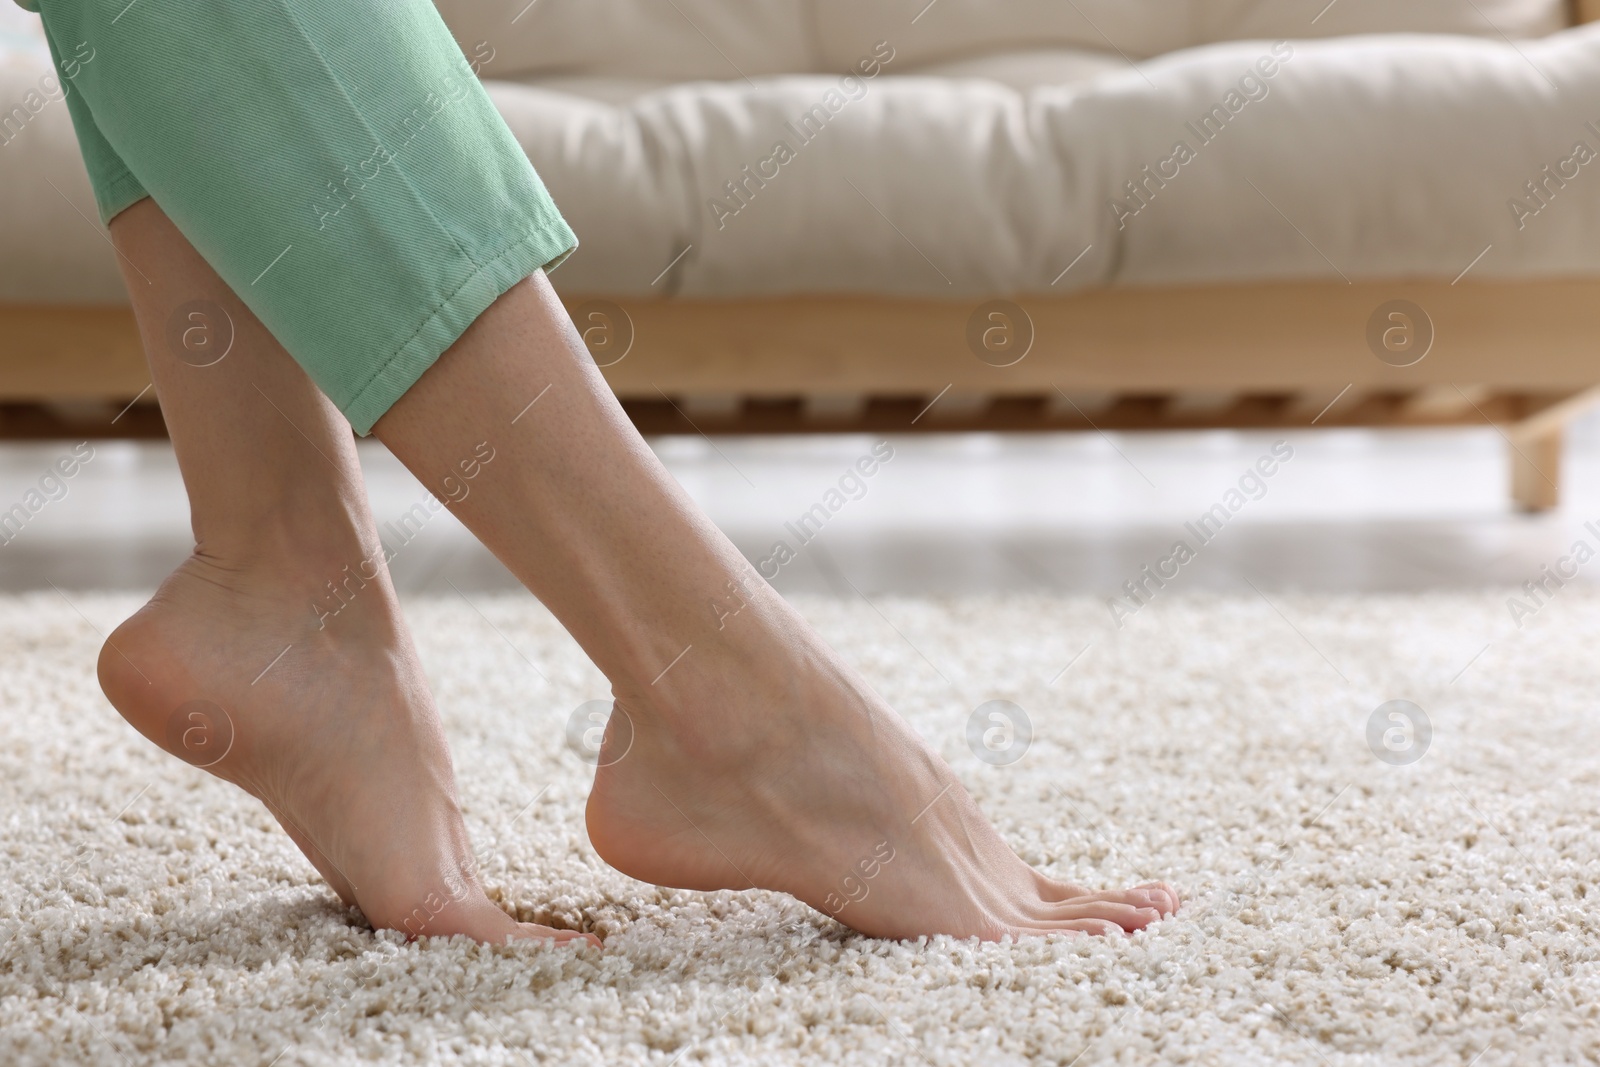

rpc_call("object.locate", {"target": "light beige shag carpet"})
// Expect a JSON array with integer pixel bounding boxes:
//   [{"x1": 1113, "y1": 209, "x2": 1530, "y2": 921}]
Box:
[{"x1": 2, "y1": 590, "x2": 1598, "y2": 1066}]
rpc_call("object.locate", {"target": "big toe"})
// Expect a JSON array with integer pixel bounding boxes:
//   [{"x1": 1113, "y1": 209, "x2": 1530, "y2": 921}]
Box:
[
  {"x1": 1131, "y1": 882, "x2": 1181, "y2": 915},
  {"x1": 366, "y1": 890, "x2": 588, "y2": 947}
]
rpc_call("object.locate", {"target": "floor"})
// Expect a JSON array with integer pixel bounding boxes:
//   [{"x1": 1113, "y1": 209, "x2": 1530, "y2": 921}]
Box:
[
  {"x1": 9, "y1": 588, "x2": 1600, "y2": 1066},
  {"x1": 8, "y1": 417, "x2": 1600, "y2": 1067},
  {"x1": 4, "y1": 421, "x2": 1598, "y2": 601}
]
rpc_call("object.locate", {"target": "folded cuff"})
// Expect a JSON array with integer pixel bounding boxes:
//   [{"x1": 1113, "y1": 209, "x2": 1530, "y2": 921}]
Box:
[{"x1": 342, "y1": 223, "x2": 577, "y2": 435}]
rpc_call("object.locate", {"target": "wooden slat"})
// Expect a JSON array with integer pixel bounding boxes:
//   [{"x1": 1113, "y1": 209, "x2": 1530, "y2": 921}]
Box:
[
  {"x1": 7, "y1": 281, "x2": 1600, "y2": 403},
  {"x1": 1044, "y1": 390, "x2": 1115, "y2": 418},
  {"x1": 1283, "y1": 387, "x2": 1352, "y2": 423},
  {"x1": 1509, "y1": 385, "x2": 1600, "y2": 441},
  {"x1": 1101, "y1": 395, "x2": 1169, "y2": 424},
  {"x1": 1165, "y1": 391, "x2": 1238, "y2": 416},
  {"x1": 0, "y1": 386, "x2": 1592, "y2": 441},
  {"x1": 1217, "y1": 393, "x2": 1295, "y2": 423},
  {"x1": 0, "y1": 306, "x2": 147, "y2": 399},
  {"x1": 802, "y1": 393, "x2": 867, "y2": 421},
  {"x1": 559, "y1": 282, "x2": 1600, "y2": 395},
  {"x1": 1399, "y1": 384, "x2": 1490, "y2": 419},
  {"x1": 0, "y1": 400, "x2": 166, "y2": 438},
  {"x1": 918, "y1": 391, "x2": 990, "y2": 422},
  {"x1": 677, "y1": 393, "x2": 742, "y2": 419}
]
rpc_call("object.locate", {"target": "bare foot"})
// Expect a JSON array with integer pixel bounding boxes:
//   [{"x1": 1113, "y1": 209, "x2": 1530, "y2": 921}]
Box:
[
  {"x1": 98, "y1": 551, "x2": 597, "y2": 948},
  {"x1": 585, "y1": 603, "x2": 1178, "y2": 941}
]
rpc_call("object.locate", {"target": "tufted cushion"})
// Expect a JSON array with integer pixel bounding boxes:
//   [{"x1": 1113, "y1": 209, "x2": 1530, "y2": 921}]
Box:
[
  {"x1": 1203, "y1": 0, "x2": 1568, "y2": 41},
  {"x1": 502, "y1": 24, "x2": 1600, "y2": 297},
  {"x1": 809, "y1": 0, "x2": 1569, "y2": 73},
  {"x1": 429, "y1": 0, "x2": 814, "y2": 80},
  {"x1": 432, "y1": 1, "x2": 1572, "y2": 81},
  {"x1": 1, "y1": 0, "x2": 1592, "y2": 303}
]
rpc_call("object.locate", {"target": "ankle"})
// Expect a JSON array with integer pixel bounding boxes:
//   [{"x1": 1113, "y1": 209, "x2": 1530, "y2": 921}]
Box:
[
  {"x1": 616, "y1": 596, "x2": 818, "y2": 743},
  {"x1": 179, "y1": 522, "x2": 392, "y2": 632},
  {"x1": 191, "y1": 491, "x2": 379, "y2": 581}
]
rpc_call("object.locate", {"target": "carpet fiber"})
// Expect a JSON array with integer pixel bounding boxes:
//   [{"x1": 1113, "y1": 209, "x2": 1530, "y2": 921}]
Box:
[{"x1": 2, "y1": 591, "x2": 1597, "y2": 1066}]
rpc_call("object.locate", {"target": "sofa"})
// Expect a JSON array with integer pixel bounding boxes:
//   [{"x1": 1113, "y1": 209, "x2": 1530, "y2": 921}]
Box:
[{"x1": 3, "y1": 0, "x2": 1598, "y2": 507}]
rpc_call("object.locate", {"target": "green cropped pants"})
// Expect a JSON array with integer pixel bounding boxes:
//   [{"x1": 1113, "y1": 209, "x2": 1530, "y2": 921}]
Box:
[{"x1": 25, "y1": 0, "x2": 576, "y2": 433}]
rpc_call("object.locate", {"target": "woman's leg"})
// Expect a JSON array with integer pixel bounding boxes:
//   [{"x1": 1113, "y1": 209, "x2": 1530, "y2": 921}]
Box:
[
  {"x1": 42, "y1": 0, "x2": 1176, "y2": 939},
  {"x1": 99, "y1": 198, "x2": 595, "y2": 947},
  {"x1": 372, "y1": 272, "x2": 1179, "y2": 941}
]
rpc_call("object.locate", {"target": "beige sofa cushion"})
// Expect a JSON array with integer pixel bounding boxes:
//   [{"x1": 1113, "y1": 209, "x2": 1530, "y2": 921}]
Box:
[
  {"x1": 1202, "y1": 0, "x2": 1568, "y2": 42},
  {"x1": 432, "y1": 1, "x2": 1570, "y2": 80},
  {"x1": 494, "y1": 24, "x2": 1600, "y2": 297},
  {"x1": 811, "y1": 1, "x2": 1197, "y2": 72},
  {"x1": 1059, "y1": 29, "x2": 1600, "y2": 289},
  {"x1": 0, "y1": 47, "x2": 130, "y2": 303},
  {"x1": 430, "y1": 0, "x2": 814, "y2": 80},
  {"x1": 809, "y1": 0, "x2": 1570, "y2": 72},
  {"x1": 484, "y1": 81, "x2": 694, "y2": 295},
  {"x1": 1, "y1": 1, "x2": 1594, "y2": 303}
]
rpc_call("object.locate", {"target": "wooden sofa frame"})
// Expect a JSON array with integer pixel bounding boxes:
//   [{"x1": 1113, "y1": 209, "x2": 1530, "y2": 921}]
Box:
[{"x1": 3, "y1": 0, "x2": 1597, "y2": 511}]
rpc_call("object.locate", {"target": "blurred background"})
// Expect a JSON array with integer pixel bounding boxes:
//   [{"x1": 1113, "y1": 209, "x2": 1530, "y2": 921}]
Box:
[
  {"x1": 7, "y1": 423, "x2": 1599, "y2": 599},
  {"x1": 5, "y1": 0, "x2": 1599, "y2": 607}
]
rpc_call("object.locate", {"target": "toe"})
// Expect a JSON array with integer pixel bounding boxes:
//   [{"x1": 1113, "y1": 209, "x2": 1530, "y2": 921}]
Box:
[
  {"x1": 367, "y1": 891, "x2": 596, "y2": 947},
  {"x1": 507, "y1": 923, "x2": 602, "y2": 949},
  {"x1": 1036, "y1": 875, "x2": 1093, "y2": 902},
  {"x1": 1131, "y1": 882, "x2": 1181, "y2": 915},
  {"x1": 1036, "y1": 879, "x2": 1179, "y2": 917},
  {"x1": 1018, "y1": 917, "x2": 1124, "y2": 938},
  {"x1": 1037, "y1": 899, "x2": 1163, "y2": 931}
]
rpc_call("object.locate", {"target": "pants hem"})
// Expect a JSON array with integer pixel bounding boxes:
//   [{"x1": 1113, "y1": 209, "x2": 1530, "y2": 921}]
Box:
[{"x1": 341, "y1": 224, "x2": 577, "y2": 436}]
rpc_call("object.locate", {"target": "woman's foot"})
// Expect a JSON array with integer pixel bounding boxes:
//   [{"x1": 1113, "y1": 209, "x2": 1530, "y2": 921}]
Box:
[
  {"x1": 360, "y1": 274, "x2": 1177, "y2": 942},
  {"x1": 585, "y1": 596, "x2": 1179, "y2": 941},
  {"x1": 98, "y1": 547, "x2": 597, "y2": 948}
]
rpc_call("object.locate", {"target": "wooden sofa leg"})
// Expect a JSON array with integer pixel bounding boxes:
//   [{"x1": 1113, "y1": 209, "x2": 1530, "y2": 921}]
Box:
[{"x1": 1510, "y1": 429, "x2": 1562, "y2": 512}]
